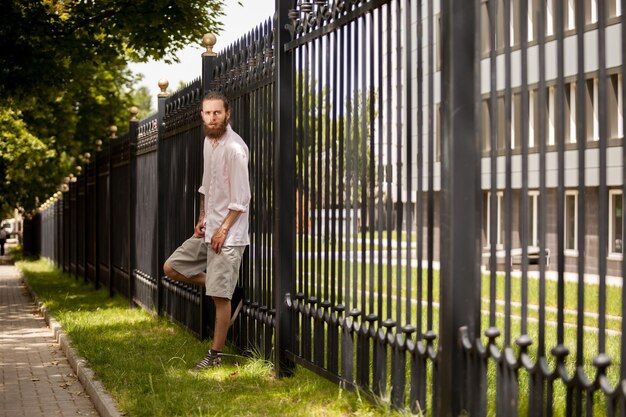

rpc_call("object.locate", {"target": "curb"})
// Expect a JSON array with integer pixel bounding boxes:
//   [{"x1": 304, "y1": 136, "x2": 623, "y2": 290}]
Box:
[{"x1": 23, "y1": 280, "x2": 123, "y2": 417}]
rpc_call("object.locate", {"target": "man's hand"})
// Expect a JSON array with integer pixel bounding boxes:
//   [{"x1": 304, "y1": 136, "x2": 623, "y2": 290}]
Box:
[
  {"x1": 210, "y1": 227, "x2": 228, "y2": 254},
  {"x1": 194, "y1": 221, "x2": 205, "y2": 238}
]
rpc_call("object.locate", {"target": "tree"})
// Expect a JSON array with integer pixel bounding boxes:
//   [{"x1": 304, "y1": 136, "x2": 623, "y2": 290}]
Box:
[
  {"x1": 0, "y1": 0, "x2": 228, "y2": 214},
  {"x1": 128, "y1": 86, "x2": 154, "y2": 120},
  {"x1": 0, "y1": 108, "x2": 71, "y2": 218}
]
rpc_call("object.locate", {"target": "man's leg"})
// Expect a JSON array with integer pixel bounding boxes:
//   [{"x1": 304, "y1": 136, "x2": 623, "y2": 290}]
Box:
[
  {"x1": 162, "y1": 236, "x2": 207, "y2": 286},
  {"x1": 192, "y1": 296, "x2": 230, "y2": 371},
  {"x1": 211, "y1": 296, "x2": 231, "y2": 351},
  {"x1": 192, "y1": 246, "x2": 244, "y2": 371},
  {"x1": 163, "y1": 262, "x2": 205, "y2": 286}
]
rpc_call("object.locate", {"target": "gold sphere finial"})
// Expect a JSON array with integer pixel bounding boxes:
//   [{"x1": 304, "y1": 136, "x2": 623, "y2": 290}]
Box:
[
  {"x1": 83, "y1": 152, "x2": 91, "y2": 162},
  {"x1": 76, "y1": 166, "x2": 82, "y2": 175},
  {"x1": 158, "y1": 79, "x2": 169, "y2": 97},
  {"x1": 202, "y1": 33, "x2": 217, "y2": 57},
  {"x1": 109, "y1": 125, "x2": 118, "y2": 139},
  {"x1": 129, "y1": 106, "x2": 139, "y2": 121},
  {"x1": 95, "y1": 139, "x2": 103, "y2": 152}
]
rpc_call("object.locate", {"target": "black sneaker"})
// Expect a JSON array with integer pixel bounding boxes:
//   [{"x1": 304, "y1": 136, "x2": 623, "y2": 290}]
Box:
[
  {"x1": 230, "y1": 286, "x2": 244, "y2": 326},
  {"x1": 193, "y1": 350, "x2": 221, "y2": 371}
]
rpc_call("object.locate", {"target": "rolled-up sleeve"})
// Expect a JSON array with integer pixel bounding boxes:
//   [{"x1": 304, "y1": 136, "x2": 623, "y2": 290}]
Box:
[{"x1": 228, "y1": 150, "x2": 251, "y2": 212}]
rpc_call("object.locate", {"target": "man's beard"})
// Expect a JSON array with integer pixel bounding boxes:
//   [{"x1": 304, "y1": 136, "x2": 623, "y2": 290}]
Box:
[{"x1": 204, "y1": 119, "x2": 229, "y2": 139}]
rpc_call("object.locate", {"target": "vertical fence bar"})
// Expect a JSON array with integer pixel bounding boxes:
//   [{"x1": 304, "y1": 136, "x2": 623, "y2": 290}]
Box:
[
  {"x1": 426, "y1": 0, "x2": 435, "y2": 334},
  {"x1": 519, "y1": 0, "x2": 529, "y2": 340},
  {"x1": 555, "y1": 0, "x2": 566, "y2": 353},
  {"x1": 373, "y1": 4, "x2": 386, "y2": 397},
  {"x1": 156, "y1": 83, "x2": 168, "y2": 315},
  {"x1": 504, "y1": 0, "x2": 513, "y2": 348},
  {"x1": 201, "y1": 42, "x2": 217, "y2": 341},
  {"x1": 82, "y1": 160, "x2": 89, "y2": 283},
  {"x1": 313, "y1": 28, "x2": 324, "y2": 370},
  {"x1": 94, "y1": 142, "x2": 101, "y2": 290},
  {"x1": 439, "y1": 0, "x2": 478, "y2": 415},
  {"x1": 327, "y1": 12, "x2": 339, "y2": 378},
  {"x1": 63, "y1": 186, "x2": 68, "y2": 272},
  {"x1": 621, "y1": 0, "x2": 626, "y2": 395},
  {"x1": 108, "y1": 134, "x2": 114, "y2": 297},
  {"x1": 404, "y1": 0, "x2": 414, "y2": 329},
  {"x1": 597, "y1": 0, "x2": 609, "y2": 359},
  {"x1": 128, "y1": 114, "x2": 138, "y2": 307},
  {"x1": 534, "y1": 0, "x2": 548, "y2": 413},
  {"x1": 575, "y1": 0, "x2": 588, "y2": 413},
  {"x1": 390, "y1": 0, "x2": 406, "y2": 408},
  {"x1": 485, "y1": 11, "x2": 495, "y2": 311},
  {"x1": 502, "y1": 0, "x2": 514, "y2": 411},
  {"x1": 274, "y1": 0, "x2": 296, "y2": 377},
  {"x1": 302, "y1": 38, "x2": 313, "y2": 364}
]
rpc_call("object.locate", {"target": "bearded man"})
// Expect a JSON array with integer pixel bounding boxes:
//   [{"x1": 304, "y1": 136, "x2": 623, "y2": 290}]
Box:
[{"x1": 163, "y1": 91, "x2": 250, "y2": 370}]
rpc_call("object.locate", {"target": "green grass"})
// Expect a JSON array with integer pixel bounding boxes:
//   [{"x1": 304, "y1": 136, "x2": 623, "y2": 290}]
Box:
[
  {"x1": 292, "y1": 247, "x2": 623, "y2": 415},
  {"x1": 17, "y1": 259, "x2": 409, "y2": 417},
  {"x1": 19, "y1": 238, "x2": 623, "y2": 416}
]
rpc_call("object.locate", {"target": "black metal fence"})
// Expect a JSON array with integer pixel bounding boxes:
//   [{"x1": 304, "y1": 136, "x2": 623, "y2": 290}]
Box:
[{"x1": 35, "y1": 0, "x2": 626, "y2": 415}]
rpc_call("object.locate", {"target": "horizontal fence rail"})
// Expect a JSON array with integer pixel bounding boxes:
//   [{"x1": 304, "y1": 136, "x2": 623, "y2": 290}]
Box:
[{"x1": 34, "y1": 0, "x2": 626, "y2": 415}]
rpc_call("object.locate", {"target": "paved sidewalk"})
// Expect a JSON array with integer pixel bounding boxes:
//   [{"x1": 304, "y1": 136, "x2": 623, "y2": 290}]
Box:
[{"x1": 0, "y1": 263, "x2": 99, "y2": 417}]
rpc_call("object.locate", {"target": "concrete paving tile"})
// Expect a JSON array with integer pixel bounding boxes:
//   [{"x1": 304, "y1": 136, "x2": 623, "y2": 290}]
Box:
[{"x1": 0, "y1": 265, "x2": 99, "y2": 417}]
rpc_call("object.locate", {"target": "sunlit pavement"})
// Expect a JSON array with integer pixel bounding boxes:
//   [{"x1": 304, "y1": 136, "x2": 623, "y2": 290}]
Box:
[{"x1": 0, "y1": 263, "x2": 98, "y2": 417}]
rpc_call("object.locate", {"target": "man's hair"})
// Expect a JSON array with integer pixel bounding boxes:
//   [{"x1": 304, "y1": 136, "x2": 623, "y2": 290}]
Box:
[{"x1": 203, "y1": 91, "x2": 230, "y2": 113}]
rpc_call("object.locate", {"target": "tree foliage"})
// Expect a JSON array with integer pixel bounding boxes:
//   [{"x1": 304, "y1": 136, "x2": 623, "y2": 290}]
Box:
[
  {"x1": 0, "y1": 108, "x2": 71, "y2": 218},
  {"x1": 128, "y1": 86, "x2": 154, "y2": 120},
  {"x1": 0, "y1": 0, "x2": 227, "y2": 214}
]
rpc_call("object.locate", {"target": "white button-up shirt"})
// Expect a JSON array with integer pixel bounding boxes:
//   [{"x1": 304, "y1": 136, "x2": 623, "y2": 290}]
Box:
[{"x1": 198, "y1": 124, "x2": 251, "y2": 246}]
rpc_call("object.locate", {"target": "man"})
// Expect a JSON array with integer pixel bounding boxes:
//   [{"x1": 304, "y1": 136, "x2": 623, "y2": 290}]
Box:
[{"x1": 163, "y1": 91, "x2": 250, "y2": 370}]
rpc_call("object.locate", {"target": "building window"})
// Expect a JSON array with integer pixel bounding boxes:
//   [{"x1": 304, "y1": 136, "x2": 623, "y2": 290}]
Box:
[
  {"x1": 605, "y1": 0, "x2": 620, "y2": 17},
  {"x1": 528, "y1": 191, "x2": 540, "y2": 246},
  {"x1": 564, "y1": 0, "x2": 576, "y2": 30},
  {"x1": 529, "y1": 89, "x2": 537, "y2": 148},
  {"x1": 608, "y1": 74, "x2": 623, "y2": 139},
  {"x1": 513, "y1": 92, "x2": 521, "y2": 149},
  {"x1": 511, "y1": 0, "x2": 520, "y2": 47},
  {"x1": 436, "y1": 104, "x2": 441, "y2": 161},
  {"x1": 565, "y1": 191, "x2": 578, "y2": 252},
  {"x1": 487, "y1": 191, "x2": 505, "y2": 248},
  {"x1": 610, "y1": 190, "x2": 623, "y2": 256},
  {"x1": 481, "y1": 0, "x2": 490, "y2": 54},
  {"x1": 436, "y1": 15, "x2": 442, "y2": 71},
  {"x1": 546, "y1": 0, "x2": 555, "y2": 36},
  {"x1": 496, "y1": 0, "x2": 505, "y2": 50},
  {"x1": 586, "y1": 78, "x2": 599, "y2": 142},
  {"x1": 565, "y1": 82, "x2": 576, "y2": 143},
  {"x1": 498, "y1": 96, "x2": 506, "y2": 150},
  {"x1": 548, "y1": 86, "x2": 556, "y2": 145},
  {"x1": 528, "y1": 0, "x2": 537, "y2": 42},
  {"x1": 586, "y1": 0, "x2": 598, "y2": 25},
  {"x1": 482, "y1": 99, "x2": 491, "y2": 151}
]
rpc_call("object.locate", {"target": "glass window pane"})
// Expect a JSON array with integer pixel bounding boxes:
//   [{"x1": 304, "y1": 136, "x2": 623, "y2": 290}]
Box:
[
  {"x1": 565, "y1": 194, "x2": 576, "y2": 250},
  {"x1": 612, "y1": 193, "x2": 623, "y2": 253}
]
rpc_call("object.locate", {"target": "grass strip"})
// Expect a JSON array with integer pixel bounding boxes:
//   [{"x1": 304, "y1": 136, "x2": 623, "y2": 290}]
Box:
[{"x1": 18, "y1": 259, "x2": 407, "y2": 417}]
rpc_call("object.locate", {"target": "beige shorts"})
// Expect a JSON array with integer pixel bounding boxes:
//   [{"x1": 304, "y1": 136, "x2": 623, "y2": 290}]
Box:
[{"x1": 165, "y1": 236, "x2": 245, "y2": 299}]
